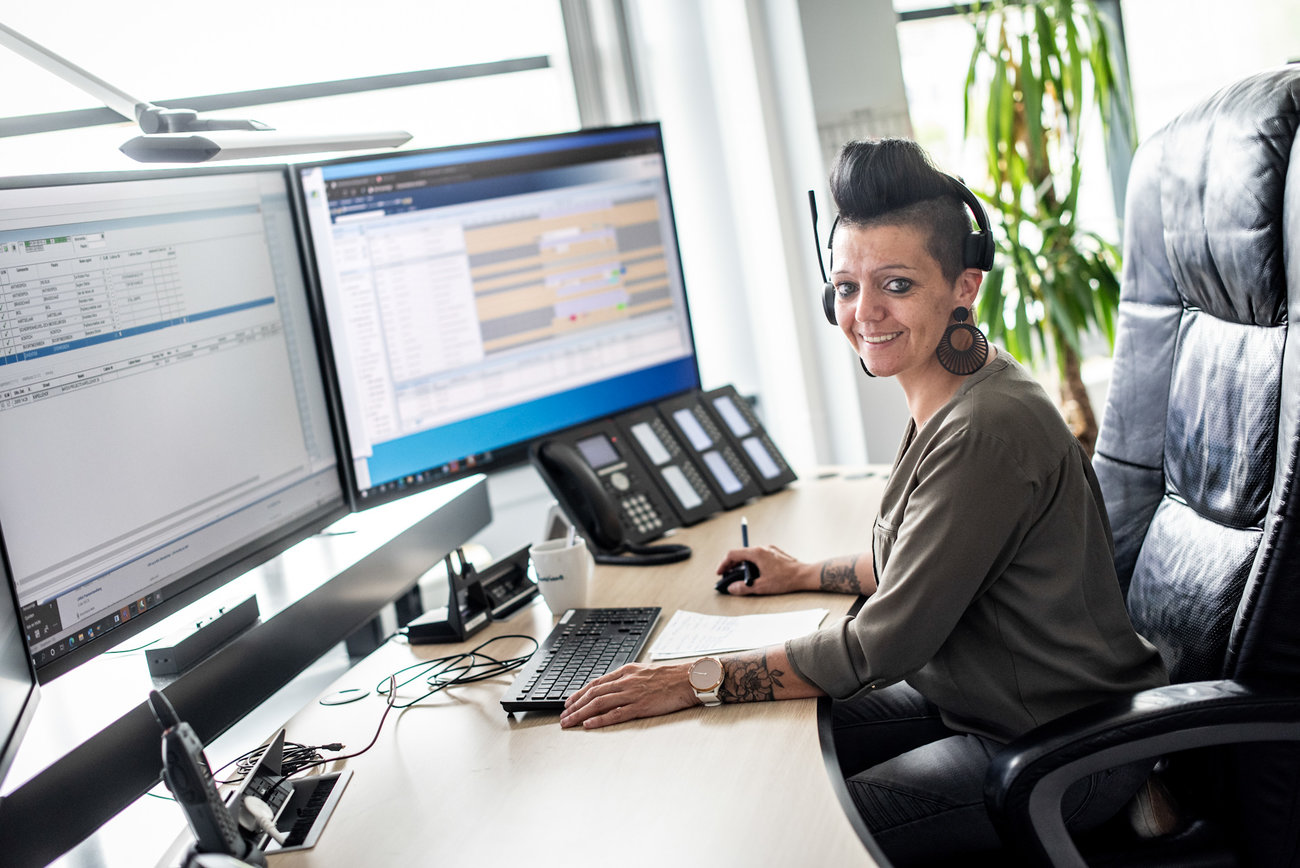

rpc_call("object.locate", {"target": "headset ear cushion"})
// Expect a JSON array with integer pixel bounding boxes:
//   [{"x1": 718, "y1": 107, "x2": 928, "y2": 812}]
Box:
[
  {"x1": 965, "y1": 233, "x2": 994, "y2": 271},
  {"x1": 822, "y1": 282, "x2": 837, "y2": 325}
]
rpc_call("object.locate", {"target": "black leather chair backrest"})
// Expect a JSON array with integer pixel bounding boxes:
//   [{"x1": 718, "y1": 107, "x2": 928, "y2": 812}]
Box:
[
  {"x1": 1092, "y1": 65, "x2": 1300, "y2": 860},
  {"x1": 1094, "y1": 66, "x2": 1300, "y2": 685}
]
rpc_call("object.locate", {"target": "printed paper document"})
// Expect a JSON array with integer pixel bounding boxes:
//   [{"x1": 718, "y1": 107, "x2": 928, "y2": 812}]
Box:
[{"x1": 647, "y1": 608, "x2": 829, "y2": 660}]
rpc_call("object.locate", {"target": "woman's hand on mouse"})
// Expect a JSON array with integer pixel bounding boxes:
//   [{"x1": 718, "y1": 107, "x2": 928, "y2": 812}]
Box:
[{"x1": 715, "y1": 545, "x2": 817, "y2": 595}]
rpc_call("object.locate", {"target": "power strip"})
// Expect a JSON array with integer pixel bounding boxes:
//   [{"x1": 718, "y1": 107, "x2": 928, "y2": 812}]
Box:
[{"x1": 146, "y1": 595, "x2": 260, "y2": 677}]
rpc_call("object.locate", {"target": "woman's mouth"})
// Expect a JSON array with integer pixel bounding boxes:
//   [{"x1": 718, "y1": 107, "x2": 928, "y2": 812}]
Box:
[{"x1": 862, "y1": 332, "x2": 902, "y2": 345}]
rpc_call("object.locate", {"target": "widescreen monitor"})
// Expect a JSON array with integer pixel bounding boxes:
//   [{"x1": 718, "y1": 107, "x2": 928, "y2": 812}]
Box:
[
  {"x1": 295, "y1": 123, "x2": 700, "y2": 508},
  {"x1": 0, "y1": 166, "x2": 346, "y2": 680}
]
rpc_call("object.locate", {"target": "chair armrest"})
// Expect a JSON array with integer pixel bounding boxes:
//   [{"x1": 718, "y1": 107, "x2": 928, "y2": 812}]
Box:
[{"x1": 985, "y1": 679, "x2": 1300, "y2": 868}]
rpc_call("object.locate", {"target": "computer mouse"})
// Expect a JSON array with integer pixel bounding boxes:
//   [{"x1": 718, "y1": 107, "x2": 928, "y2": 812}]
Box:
[{"x1": 715, "y1": 560, "x2": 759, "y2": 593}]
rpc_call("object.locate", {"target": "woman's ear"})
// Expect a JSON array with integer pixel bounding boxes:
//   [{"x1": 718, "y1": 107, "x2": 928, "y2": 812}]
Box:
[{"x1": 955, "y1": 268, "x2": 983, "y2": 309}]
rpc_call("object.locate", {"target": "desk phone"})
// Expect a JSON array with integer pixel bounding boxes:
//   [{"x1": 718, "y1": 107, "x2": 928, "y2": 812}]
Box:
[
  {"x1": 531, "y1": 385, "x2": 794, "y2": 563},
  {"x1": 532, "y1": 420, "x2": 682, "y2": 553}
]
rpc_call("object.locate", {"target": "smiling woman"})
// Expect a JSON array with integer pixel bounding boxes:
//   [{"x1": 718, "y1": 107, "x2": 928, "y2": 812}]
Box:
[
  {"x1": 559, "y1": 137, "x2": 1169, "y2": 866},
  {"x1": 0, "y1": 0, "x2": 579, "y2": 173}
]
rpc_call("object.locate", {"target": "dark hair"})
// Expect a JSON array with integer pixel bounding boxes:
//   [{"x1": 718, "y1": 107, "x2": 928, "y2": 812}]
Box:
[{"x1": 828, "y1": 139, "x2": 973, "y2": 283}]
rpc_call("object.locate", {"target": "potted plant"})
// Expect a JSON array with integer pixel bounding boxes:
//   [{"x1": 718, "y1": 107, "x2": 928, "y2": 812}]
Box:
[{"x1": 962, "y1": 0, "x2": 1134, "y2": 455}]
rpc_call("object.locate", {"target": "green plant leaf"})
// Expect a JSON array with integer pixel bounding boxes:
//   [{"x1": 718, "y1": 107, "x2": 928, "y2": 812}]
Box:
[{"x1": 960, "y1": 0, "x2": 1128, "y2": 398}]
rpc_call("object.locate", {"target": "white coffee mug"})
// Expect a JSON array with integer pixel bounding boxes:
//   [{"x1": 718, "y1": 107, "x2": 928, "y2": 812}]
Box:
[{"x1": 529, "y1": 536, "x2": 593, "y2": 614}]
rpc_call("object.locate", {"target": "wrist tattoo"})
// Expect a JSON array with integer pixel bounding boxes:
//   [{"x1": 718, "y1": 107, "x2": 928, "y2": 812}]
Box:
[
  {"x1": 719, "y1": 651, "x2": 784, "y2": 703},
  {"x1": 819, "y1": 556, "x2": 860, "y2": 594}
]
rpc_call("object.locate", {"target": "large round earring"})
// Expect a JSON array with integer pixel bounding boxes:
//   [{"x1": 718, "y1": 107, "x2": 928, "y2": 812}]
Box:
[
  {"x1": 859, "y1": 358, "x2": 876, "y2": 378},
  {"x1": 936, "y1": 307, "x2": 988, "y2": 376}
]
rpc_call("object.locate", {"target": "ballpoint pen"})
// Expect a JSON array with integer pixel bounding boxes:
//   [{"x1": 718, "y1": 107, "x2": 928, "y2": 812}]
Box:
[{"x1": 741, "y1": 517, "x2": 755, "y2": 585}]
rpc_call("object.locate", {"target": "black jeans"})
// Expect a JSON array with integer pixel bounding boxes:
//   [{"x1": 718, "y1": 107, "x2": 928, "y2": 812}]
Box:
[{"x1": 832, "y1": 682, "x2": 1150, "y2": 866}]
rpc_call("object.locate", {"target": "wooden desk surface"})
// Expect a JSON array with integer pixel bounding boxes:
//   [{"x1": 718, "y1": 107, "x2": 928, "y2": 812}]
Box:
[{"x1": 270, "y1": 472, "x2": 887, "y2": 868}]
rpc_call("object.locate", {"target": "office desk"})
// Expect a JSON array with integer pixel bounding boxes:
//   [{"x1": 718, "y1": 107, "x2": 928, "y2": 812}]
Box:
[{"x1": 266, "y1": 472, "x2": 887, "y2": 868}]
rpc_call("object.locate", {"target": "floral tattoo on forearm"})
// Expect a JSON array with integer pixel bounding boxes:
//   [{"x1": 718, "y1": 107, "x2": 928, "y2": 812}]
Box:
[
  {"x1": 719, "y1": 650, "x2": 785, "y2": 703},
  {"x1": 819, "y1": 555, "x2": 861, "y2": 595}
]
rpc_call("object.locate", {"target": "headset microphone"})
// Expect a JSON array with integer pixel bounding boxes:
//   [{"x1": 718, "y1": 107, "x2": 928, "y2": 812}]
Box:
[{"x1": 807, "y1": 190, "x2": 839, "y2": 326}]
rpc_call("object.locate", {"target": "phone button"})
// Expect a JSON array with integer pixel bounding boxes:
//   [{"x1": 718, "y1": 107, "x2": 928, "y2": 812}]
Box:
[{"x1": 610, "y1": 471, "x2": 631, "y2": 491}]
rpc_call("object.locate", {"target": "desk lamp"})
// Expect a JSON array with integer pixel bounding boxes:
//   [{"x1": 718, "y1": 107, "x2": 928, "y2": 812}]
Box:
[{"x1": 0, "y1": 21, "x2": 412, "y2": 162}]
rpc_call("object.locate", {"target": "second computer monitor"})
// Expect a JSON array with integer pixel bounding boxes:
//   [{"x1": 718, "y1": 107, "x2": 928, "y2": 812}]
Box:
[
  {"x1": 296, "y1": 123, "x2": 700, "y2": 507},
  {"x1": 0, "y1": 166, "x2": 346, "y2": 680}
]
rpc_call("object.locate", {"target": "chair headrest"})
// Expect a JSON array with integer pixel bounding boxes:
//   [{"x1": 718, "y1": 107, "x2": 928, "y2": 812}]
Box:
[{"x1": 1152, "y1": 66, "x2": 1300, "y2": 327}]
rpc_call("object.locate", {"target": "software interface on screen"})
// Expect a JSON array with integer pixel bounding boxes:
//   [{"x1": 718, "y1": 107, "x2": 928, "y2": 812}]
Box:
[
  {"x1": 0, "y1": 168, "x2": 342, "y2": 674},
  {"x1": 297, "y1": 124, "x2": 699, "y2": 503}
]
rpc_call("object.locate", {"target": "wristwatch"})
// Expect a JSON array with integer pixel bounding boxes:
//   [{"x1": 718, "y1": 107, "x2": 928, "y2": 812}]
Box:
[{"x1": 688, "y1": 656, "x2": 724, "y2": 707}]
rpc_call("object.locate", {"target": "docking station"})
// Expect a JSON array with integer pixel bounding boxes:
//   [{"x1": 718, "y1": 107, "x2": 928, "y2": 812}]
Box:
[{"x1": 146, "y1": 595, "x2": 260, "y2": 677}]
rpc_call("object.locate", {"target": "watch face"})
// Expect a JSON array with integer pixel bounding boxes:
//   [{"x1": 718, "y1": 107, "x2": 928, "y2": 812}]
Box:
[{"x1": 689, "y1": 657, "x2": 723, "y2": 690}]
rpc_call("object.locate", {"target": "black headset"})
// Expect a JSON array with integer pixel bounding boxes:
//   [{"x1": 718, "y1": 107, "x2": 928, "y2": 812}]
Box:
[{"x1": 808, "y1": 175, "x2": 995, "y2": 327}]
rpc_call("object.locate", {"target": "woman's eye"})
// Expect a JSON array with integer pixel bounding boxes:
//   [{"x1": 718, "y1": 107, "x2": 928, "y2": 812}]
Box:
[
  {"x1": 834, "y1": 282, "x2": 858, "y2": 299},
  {"x1": 883, "y1": 278, "x2": 912, "y2": 294}
]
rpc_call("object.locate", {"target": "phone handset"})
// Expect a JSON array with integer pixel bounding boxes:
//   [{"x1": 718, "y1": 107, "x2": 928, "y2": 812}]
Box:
[
  {"x1": 148, "y1": 690, "x2": 263, "y2": 865},
  {"x1": 532, "y1": 438, "x2": 690, "y2": 566}
]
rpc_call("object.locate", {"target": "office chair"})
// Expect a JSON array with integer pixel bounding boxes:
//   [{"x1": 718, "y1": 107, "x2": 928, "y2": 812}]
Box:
[{"x1": 981, "y1": 66, "x2": 1300, "y2": 868}]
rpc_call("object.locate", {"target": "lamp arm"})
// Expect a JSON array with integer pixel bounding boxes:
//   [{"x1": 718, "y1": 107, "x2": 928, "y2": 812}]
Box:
[
  {"x1": 0, "y1": 22, "x2": 270, "y2": 134},
  {"x1": 0, "y1": 21, "x2": 150, "y2": 124}
]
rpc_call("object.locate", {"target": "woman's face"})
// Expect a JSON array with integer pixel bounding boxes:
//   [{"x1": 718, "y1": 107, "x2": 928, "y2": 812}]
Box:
[{"x1": 831, "y1": 221, "x2": 979, "y2": 387}]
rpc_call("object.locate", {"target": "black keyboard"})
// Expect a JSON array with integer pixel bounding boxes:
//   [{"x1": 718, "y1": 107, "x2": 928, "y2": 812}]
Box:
[{"x1": 500, "y1": 607, "x2": 661, "y2": 712}]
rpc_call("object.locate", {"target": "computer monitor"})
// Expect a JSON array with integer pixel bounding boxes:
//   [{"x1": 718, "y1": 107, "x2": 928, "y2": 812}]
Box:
[
  {"x1": 0, "y1": 166, "x2": 346, "y2": 680},
  {"x1": 0, "y1": 552, "x2": 37, "y2": 792},
  {"x1": 295, "y1": 123, "x2": 700, "y2": 508}
]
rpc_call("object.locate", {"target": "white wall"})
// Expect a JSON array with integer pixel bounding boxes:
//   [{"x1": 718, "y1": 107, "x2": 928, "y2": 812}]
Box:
[
  {"x1": 797, "y1": 0, "x2": 915, "y2": 464},
  {"x1": 624, "y1": 0, "x2": 921, "y2": 468},
  {"x1": 1123, "y1": 0, "x2": 1300, "y2": 139}
]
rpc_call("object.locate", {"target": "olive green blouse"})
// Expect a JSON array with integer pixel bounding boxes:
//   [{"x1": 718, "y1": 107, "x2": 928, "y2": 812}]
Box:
[{"x1": 785, "y1": 354, "x2": 1167, "y2": 742}]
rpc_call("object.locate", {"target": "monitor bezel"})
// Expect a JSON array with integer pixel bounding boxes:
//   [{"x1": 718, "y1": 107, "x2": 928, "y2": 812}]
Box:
[
  {"x1": 291, "y1": 121, "x2": 702, "y2": 512},
  {"x1": 0, "y1": 541, "x2": 38, "y2": 791},
  {"x1": 0, "y1": 163, "x2": 351, "y2": 682}
]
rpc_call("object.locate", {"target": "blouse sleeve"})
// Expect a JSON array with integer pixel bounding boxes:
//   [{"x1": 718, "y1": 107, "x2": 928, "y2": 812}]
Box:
[{"x1": 786, "y1": 422, "x2": 1040, "y2": 699}]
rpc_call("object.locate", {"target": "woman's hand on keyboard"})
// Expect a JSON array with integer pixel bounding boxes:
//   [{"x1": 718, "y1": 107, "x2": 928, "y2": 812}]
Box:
[{"x1": 559, "y1": 662, "x2": 695, "y2": 729}]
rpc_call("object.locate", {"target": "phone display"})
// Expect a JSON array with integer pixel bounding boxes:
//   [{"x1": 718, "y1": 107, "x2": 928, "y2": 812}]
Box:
[
  {"x1": 702, "y1": 385, "x2": 797, "y2": 493},
  {"x1": 615, "y1": 406, "x2": 722, "y2": 526},
  {"x1": 655, "y1": 392, "x2": 762, "y2": 509}
]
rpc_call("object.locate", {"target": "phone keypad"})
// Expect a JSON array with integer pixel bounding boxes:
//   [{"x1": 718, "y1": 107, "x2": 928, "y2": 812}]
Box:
[{"x1": 622, "y1": 493, "x2": 664, "y2": 535}]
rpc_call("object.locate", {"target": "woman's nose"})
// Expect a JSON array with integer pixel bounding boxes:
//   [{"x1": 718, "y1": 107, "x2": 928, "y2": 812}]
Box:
[{"x1": 854, "y1": 290, "x2": 881, "y2": 323}]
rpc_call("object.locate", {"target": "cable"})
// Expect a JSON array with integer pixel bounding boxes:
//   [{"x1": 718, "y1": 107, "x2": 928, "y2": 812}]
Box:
[
  {"x1": 214, "y1": 740, "x2": 346, "y2": 785},
  {"x1": 375, "y1": 633, "x2": 538, "y2": 708},
  {"x1": 240, "y1": 795, "x2": 288, "y2": 845},
  {"x1": 269, "y1": 634, "x2": 536, "y2": 787},
  {"x1": 105, "y1": 636, "x2": 163, "y2": 654}
]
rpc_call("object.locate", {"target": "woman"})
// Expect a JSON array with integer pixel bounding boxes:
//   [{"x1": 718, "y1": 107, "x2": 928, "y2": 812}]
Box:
[{"x1": 560, "y1": 139, "x2": 1167, "y2": 863}]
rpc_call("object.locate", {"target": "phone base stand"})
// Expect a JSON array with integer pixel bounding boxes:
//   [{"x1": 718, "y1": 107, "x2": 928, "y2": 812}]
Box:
[
  {"x1": 403, "y1": 549, "x2": 491, "y2": 644},
  {"x1": 403, "y1": 547, "x2": 538, "y2": 643},
  {"x1": 593, "y1": 541, "x2": 691, "y2": 566}
]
